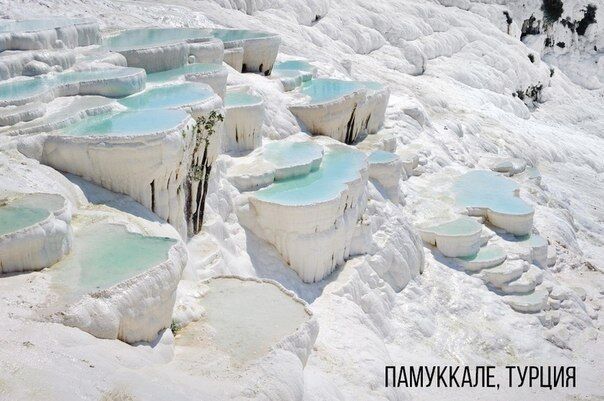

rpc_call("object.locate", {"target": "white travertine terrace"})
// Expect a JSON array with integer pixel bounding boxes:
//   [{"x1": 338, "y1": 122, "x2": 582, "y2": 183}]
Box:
[
  {"x1": 211, "y1": 29, "x2": 280, "y2": 74},
  {"x1": 0, "y1": 18, "x2": 101, "y2": 52},
  {"x1": 226, "y1": 136, "x2": 324, "y2": 191},
  {"x1": 0, "y1": 102, "x2": 46, "y2": 127},
  {"x1": 289, "y1": 79, "x2": 390, "y2": 144},
  {"x1": 418, "y1": 216, "x2": 483, "y2": 257},
  {"x1": 0, "y1": 49, "x2": 76, "y2": 80},
  {"x1": 0, "y1": 192, "x2": 72, "y2": 273},
  {"x1": 222, "y1": 47, "x2": 243, "y2": 72},
  {"x1": 147, "y1": 63, "x2": 228, "y2": 98},
  {"x1": 271, "y1": 60, "x2": 317, "y2": 91},
  {"x1": 40, "y1": 109, "x2": 199, "y2": 238},
  {"x1": 104, "y1": 28, "x2": 224, "y2": 73},
  {"x1": 367, "y1": 150, "x2": 402, "y2": 201},
  {"x1": 1, "y1": 96, "x2": 117, "y2": 137},
  {"x1": 453, "y1": 170, "x2": 535, "y2": 236},
  {"x1": 236, "y1": 138, "x2": 368, "y2": 282},
  {"x1": 0, "y1": 66, "x2": 146, "y2": 107},
  {"x1": 48, "y1": 223, "x2": 187, "y2": 344},
  {"x1": 222, "y1": 89, "x2": 264, "y2": 153},
  {"x1": 175, "y1": 276, "x2": 317, "y2": 366}
]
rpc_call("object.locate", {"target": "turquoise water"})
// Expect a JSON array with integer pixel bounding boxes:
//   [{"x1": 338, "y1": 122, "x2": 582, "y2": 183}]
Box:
[
  {"x1": 104, "y1": 28, "x2": 209, "y2": 51},
  {"x1": 188, "y1": 277, "x2": 309, "y2": 363},
  {"x1": 146, "y1": 63, "x2": 223, "y2": 83},
  {"x1": 119, "y1": 83, "x2": 214, "y2": 110},
  {"x1": 428, "y1": 217, "x2": 481, "y2": 236},
  {"x1": 254, "y1": 146, "x2": 364, "y2": 205},
  {"x1": 50, "y1": 224, "x2": 176, "y2": 298},
  {"x1": 0, "y1": 68, "x2": 142, "y2": 103},
  {"x1": 209, "y1": 29, "x2": 273, "y2": 43},
  {"x1": 300, "y1": 79, "x2": 364, "y2": 104},
  {"x1": 10, "y1": 193, "x2": 65, "y2": 212},
  {"x1": 0, "y1": 78, "x2": 48, "y2": 102},
  {"x1": 263, "y1": 141, "x2": 323, "y2": 173},
  {"x1": 512, "y1": 233, "x2": 547, "y2": 247},
  {"x1": 368, "y1": 150, "x2": 398, "y2": 164},
  {"x1": 0, "y1": 206, "x2": 49, "y2": 236},
  {"x1": 273, "y1": 60, "x2": 314, "y2": 72},
  {"x1": 224, "y1": 92, "x2": 262, "y2": 107},
  {"x1": 458, "y1": 245, "x2": 505, "y2": 262},
  {"x1": 63, "y1": 109, "x2": 188, "y2": 137},
  {"x1": 0, "y1": 18, "x2": 89, "y2": 33},
  {"x1": 453, "y1": 170, "x2": 533, "y2": 216}
]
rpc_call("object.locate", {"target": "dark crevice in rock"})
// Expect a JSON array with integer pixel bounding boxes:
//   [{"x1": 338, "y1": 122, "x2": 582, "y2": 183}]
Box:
[
  {"x1": 503, "y1": 11, "x2": 513, "y2": 34},
  {"x1": 150, "y1": 180, "x2": 156, "y2": 213},
  {"x1": 521, "y1": 15, "x2": 541, "y2": 41},
  {"x1": 576, "y1": 4, "x2": 597, "y2": 35},
  {"x1": 542, "y1": 0, "x2": 564, "y2": 23},
  {"x1": 345, "y1": 105, "x2": 357, "y2": 144}
]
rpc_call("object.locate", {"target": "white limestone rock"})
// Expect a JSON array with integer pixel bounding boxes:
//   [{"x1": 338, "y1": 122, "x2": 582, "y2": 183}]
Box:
[
  {"x1": 419, "y1": 216, "x2": 483, "y2": 257},
  {"x1": 222, "y1": 90, "x2": 264, "y2": 153},
  {"x1": 51, "y1": 225, "x2": 187, "y2": 344},
  {"x1": 0, "y1": 18, "x2": 101, "y2": 52},
  {"x1": 0, "y1": 192, "x2": 72, "y2": 273}
]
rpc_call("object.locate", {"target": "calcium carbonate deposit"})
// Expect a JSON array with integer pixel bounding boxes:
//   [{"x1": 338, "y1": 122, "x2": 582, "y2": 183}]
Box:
[{"x1": 0, "y1": 0, "x2": 602, "y2": 400}]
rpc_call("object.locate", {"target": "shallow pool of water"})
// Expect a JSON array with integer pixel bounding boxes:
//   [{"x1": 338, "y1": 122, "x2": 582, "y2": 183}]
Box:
[
  {"x1": 182, "y1": 277, "x2": 309, "y2": 363},
  {"x1": 300, "y1": 78, "x2": 364, "y2": 104},
  {"x1": 254, "y1": 146, "x2": 364, "y2": 205},
  {"x1": 273, "y1": 60, "x2": 314, "y2": 72},
  {"x1": 368, "y1": 150, "x2": 398, "y2": 164},
  {"x1": 453, "y1": 170, "x2": 533, "y2": 216},
  {"x1": 104, "y1": 28, "x2": 210, "y2": 51},
  {"x1": 427, "y1": 217, "x2": 482, "y2": 236},
  {"x1": 263, "y1": 141, "x2": 323, "y2": 173},
  {"x1": 209, "y1": 29, "x2": 273, "y2": 43},
  {"x1": 62, "y1": 109, "x2": 189, "y2": 137},
  {"x1": 119, "y1": 83, "x2": 214, "y2": 110},
  {"x1": 146, "y1": 63, "x2": 223, "y2": 83},
  {"x1": 0, "y1": 68, "x2": 143, "y2": 104},
  {"x1": 50, "y1": 224, "x2": 175, "y2": 298},
  {"x1": 0, "y1": 78, "x2": 48, "y2": 102},
  {"x1": 224, "y1": 92, "x2": 262, "y2": 107},
  {"x1": 458, "y1": 245, "x2": 505, "y2": 262},
  {"x1": 0, "y1": 206, "x2": 49, "y2": 236}
]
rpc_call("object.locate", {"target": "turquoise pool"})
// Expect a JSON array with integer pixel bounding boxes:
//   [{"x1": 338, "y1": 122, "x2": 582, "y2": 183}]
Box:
[
  {"x1": 458, "y1": 245, "x2": 505, "y2": 262},
  {"x1": 104, "y1": 28, "x2": 210, "y2": 51},
  {"x1": 50, "y1": 224, "x2": 176, "y2": 298},
  {"x1": 224, "y1": 92, "x2": 262, "y2": 107},
  {"x1": 0, "y1": 78, "x2": 48, "y2": 102},
  {"x1": 273, "y1": 60, "x2": 314, "y2": 73},
  {"x1": 0, "y1": 67, "x2": 143, "y2": 104},
  {"x1": 0, "y1": 206, "x2": 49, "y2": 236},
  {"x1": 427, "y1": 217, "x2": 481, "y2": 236},
  {"x1": 368, "y1": 150, "x2": 398, "y2": 164},
  {"x1": 454, "y1": 170, "x2": 533, "y2": 216},
  {"x1": 300, "y1": 79, "x2": 364, "y2": 104},
  {"x1": 209, "y1": 29, "x2": 274, "y2": 43},
  {"x1": 146, "y1": 63, "x2": 223, "y2": 83},
  {"x1": 63, "y1": 109, "x2": 189, "y2": 137},
  {"x1": 254, "y1": 146, "x2": 365, "y2": 205},
  {"x1": 119, "y1": 83, "x2": 214, "y2": 110},
  {"x1": 263, "y1": 141, "x2": 323, "y2": 174}
]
